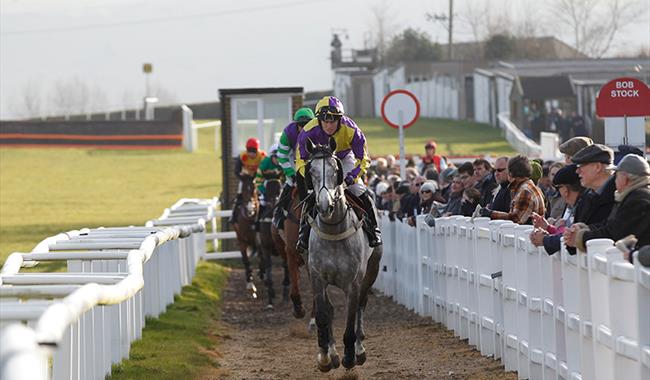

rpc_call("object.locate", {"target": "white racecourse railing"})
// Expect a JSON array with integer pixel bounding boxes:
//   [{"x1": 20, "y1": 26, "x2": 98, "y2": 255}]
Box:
[
  {"x1": 376, "y1": 214, "x2": 650, "y2": 380},
  {"x1": 0, "y1": 198, "x2": 236, "y2": 380}
]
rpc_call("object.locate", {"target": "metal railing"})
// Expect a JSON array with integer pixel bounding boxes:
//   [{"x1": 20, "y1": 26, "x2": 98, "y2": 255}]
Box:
[
  {"x1": 376, "y1": 214, "x2": 649, "y2": 380},
  {"x1": 0, "y1": 198, "x2": 237, "y2": 380},
  {"x1": 497, "y1": 112, "x2": 543, "y2": 158}
]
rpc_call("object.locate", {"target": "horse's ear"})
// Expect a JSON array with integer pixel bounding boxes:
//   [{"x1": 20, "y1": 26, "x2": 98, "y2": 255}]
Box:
[
  {"x1": 306, "y1": 138, "x2": 315, "y2": 155},
  {"x1": 328, "y1": 137, "x2": 337, "y2": 154}
]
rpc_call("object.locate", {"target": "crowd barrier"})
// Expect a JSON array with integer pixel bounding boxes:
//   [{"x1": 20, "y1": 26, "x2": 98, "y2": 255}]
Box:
[
  {"x1": 375, "y1": 214, "x2": 650, "y2": 380},
  {"x1": 0, "y1": 198, "x2": 223, "y2": 380}
]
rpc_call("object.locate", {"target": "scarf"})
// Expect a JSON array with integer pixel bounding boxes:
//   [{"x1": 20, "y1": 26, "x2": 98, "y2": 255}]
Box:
[{"x1": 614, "y1": 176, "x2": 650, "y2": 203}]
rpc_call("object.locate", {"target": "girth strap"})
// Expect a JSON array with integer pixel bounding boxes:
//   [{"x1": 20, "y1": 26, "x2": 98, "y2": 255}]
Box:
[{"x1": 307, "y1": 215, "x2": 364, "y2": 241}]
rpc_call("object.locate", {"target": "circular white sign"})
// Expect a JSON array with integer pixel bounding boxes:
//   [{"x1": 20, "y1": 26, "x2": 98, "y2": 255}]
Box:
[{"x1": 380, "y1": 90, "x2": 420, "y2": 129}]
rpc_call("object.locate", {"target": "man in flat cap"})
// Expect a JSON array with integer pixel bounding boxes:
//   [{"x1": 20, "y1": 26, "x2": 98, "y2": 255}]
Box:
[
  {"x1": 564, "y1": 154, "x2": 650, "y2": 252},
  {"x1": 614, "y1": 144, "x2": 644, "y2": 165},
  {"x1": 529, "y1": 164, "x2": 586, "y2": 255},
  {"x1": 559, "y1": 136, "x2": 593, "y2": 164},
  {"x1": 571, "y1": 144, "x2": 617, "y2": 228}
]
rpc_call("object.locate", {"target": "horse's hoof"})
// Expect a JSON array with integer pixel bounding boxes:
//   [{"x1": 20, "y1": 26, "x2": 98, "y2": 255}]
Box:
[
  {"x1": 330, "y1": 354, "x2": 340, "y2": 369},
  {"x1": 307, "y1": 318, "x2": 316, "y2": 334},
  {"x1": 292, "y1": 304, "x2": 305, "y2": 319},
  {"x1": 317, "y1": 361, "x2": 333, "y2": 373},
  {"x1": 246, "y1": 281, "x2": 257, "y2": 299},
  {"x1": 342, "y1": 356, "x2": 356, "y2": 369},
  {"x1": 355, "y1": 351, "x2": 366, "y2": 366},
  {"x1": 317, "y1": 353, "x2": 333, "y2": 373}
]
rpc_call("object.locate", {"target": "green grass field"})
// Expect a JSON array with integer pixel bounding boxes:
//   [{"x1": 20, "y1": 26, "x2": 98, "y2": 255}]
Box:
[
  {"x1": 0, "y1": 117, "x2": 514, "y2": 377},
  {"x1": 0, "y1": 127, "x2": 221, "y2": 264},
  {"x1": 357, "y1": 117, "x2": 515, "y2": 156}
]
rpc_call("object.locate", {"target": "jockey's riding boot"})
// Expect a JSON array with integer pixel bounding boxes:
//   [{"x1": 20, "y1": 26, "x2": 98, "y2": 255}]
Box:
[
  {"x1": 296, "y1": 217, "x2": 311, "y2": 253},
  {"x1": 273, "y1": 184, "x2": 292, "y2": 230},
  {"x1": 296, "y1": 195, "x2": 315, "y2": 253},
  {"x1": 229, "y1": 194, "x2": 242, "y2": 224},
  {"x1": 359, "y1": 191, "x2": 382, "y2": 248}
]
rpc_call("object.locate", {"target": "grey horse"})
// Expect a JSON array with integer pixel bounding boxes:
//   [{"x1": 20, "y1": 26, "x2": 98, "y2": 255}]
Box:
[{"x1": 303, "y1": 139, "x2": 382, "y2": 372}]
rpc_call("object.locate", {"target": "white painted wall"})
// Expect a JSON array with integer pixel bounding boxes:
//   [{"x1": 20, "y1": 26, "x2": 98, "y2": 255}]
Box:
[{"x1": 474, "y1": 72, "x2": 491, "y2": 124}]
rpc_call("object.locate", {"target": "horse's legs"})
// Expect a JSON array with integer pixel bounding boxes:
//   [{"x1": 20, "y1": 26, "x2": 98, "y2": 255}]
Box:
[
  {"x1": 239, "y1": 241, "x2": 253, "y2": 282},
  {"x1": 355, "y1": 246, "x2": 383, "y2": 365},
  {"x1": 263, "y1": 246, "x2": 274, "y2": 308},
  {"x1": 324, "y1": 290, "x2": 340, "y2": 369},
  {"x1": 257, "y1": 247, "x2": 265, "y2": 281},
  {"x1": 237, "y1": 235, "x2": 257, "y2": 298},
  {"x1": 312, "y1": 279, "x2": 334, "y2": 372},
  {"x1": 286, "y1": 249, "x2": 305, "y2": 318},
  {"x1": 281, "y1": 257, "x2": 290, "y2": 303},
  {"x1": 271, "y1": 226, "x2": 290, "y2": 303},
  {"x1": 342, "y1": 283, "x2": 360, "y2": 369}
]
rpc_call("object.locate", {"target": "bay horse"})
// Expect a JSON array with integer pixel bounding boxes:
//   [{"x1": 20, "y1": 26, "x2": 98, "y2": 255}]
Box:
[
  {"x1": 271, "y1": 184, "x2": 312, "y2": 321},
  {"x1": 232, "y1": 174, "x2": 259, "y2": 298},
  {"x1": 303, "y1": 139, "x2": 382, "y2": 372},
  {"x1": 256, "y1": 177, "x2": 290, "y2": 309}
]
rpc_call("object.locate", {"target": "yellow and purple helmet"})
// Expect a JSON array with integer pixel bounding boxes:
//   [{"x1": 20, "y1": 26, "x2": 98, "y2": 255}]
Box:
[{"x1": 315, "y1": 96, "x2": 345, "y2": 121}]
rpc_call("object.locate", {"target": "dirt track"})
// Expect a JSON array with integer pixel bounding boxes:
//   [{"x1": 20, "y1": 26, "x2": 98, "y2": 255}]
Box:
[{"x1": 210, "y1": 261, "x2": 517, "y2": 380}]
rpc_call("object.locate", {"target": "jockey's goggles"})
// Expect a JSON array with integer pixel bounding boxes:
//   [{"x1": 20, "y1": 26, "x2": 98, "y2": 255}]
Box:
[
  {"x1": 318, "y1": 113, "x2": 342, "y2": 122},
  {"x1": 317, "y1": 106, "x2": 343, "y2": 122}
]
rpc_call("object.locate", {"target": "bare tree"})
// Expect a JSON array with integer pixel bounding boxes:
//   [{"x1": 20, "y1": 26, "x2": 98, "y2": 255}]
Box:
[
  {"x1": 149, "y1": 82, "x2": 178, "y2": 106},
  {"x1": 49, "y1": 77, "x2": 91, "y2": 117},
  {"x1": 88, "y1": 84, "x2": 109, "y2": 114},
  {"x1": 515, "y1": 0, "x2": 548, "y2": 38},
  {"x1": 12, "y1": 81, "x2": 43, "y2": 119},
  {"x1": 460, "y1": 0, "x2": 490, "y2": 42},
  {"x1": 548, "y1": 0, "x2": 647, "y2": 57},
  {"x1": 368, "y1": 0, "x2": 399, "y2": 62}
]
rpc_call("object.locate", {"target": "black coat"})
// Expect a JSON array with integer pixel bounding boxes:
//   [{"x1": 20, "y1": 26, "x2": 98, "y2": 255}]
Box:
[
  {"x1": 574, "y1": 176, "x2": 616, "y2": 225},
  {"x1": 400, "y1": 193, "x2": 421, "y2": 218},
  {"x1": 490, "y1": 183, "x2": 511, "y2": 213},
  {"x1": 582, "y1": 185, "x2": 650, "y2": 249},
  {"x1": 566, "y1": 177, "x2": 616, "y2": 255},
  {"x1": 478, "y1": 174, "x2": 498, "y2": 207}
]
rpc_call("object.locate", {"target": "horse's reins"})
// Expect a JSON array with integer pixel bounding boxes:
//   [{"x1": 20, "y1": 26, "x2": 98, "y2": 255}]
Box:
[{"x1": 306, "y1": 152, "x2": 363, "y2": 241}]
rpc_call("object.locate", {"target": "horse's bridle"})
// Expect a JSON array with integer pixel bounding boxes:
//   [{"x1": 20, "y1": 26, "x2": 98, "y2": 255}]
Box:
[{"x1": 308, "y1": 152, "x2": 345, "y2": 217}]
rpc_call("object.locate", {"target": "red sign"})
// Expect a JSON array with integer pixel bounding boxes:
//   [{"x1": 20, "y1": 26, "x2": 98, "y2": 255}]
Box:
[
  {"x1": 380, "y1": 89, "x2": 420, "y2": 129},
  {"x1": 596, "y1": 77, "x2": 650, "y2": 117}
]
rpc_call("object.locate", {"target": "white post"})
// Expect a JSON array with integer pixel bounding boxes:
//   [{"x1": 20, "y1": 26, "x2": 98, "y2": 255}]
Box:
[
  {"x1": 398, "y1": 110, "x2": 406, "y2": 180},
  {"x1": 181, "y1": 105, "x2": 196, "y2": 152}
]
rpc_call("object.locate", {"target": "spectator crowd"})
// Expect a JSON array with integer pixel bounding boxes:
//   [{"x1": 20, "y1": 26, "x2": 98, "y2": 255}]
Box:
[{"x1": 365, "y1": 138, "x2": 650, "y2": 264}]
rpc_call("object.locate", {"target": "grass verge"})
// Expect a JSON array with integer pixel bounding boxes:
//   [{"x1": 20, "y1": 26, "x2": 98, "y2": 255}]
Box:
[{"x1": 109, "y1": 261, "x2": 229, "y2": 379}]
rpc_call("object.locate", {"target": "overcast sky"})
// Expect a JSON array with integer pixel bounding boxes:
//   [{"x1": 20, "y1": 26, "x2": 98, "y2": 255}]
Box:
[{"x1": 1, "y1": 0, "x2": 649, "y2": 118}]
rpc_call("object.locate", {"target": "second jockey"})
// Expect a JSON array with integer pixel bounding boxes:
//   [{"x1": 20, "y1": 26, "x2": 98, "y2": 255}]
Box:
[
  {"x1": 272, "y1": 107, "x2": 315, "y2": 230},
  {"x1": 294, "y1": 96, "x2": 382, "y2": 252}
]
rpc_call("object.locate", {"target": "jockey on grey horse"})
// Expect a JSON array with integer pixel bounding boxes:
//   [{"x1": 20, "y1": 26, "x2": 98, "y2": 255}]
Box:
[
  {"x1": 300, "y1": 138, "x2": 382, "y2": 371},
  {"x1": 294, "y1": 96, "x2": 382, "y2": 253}
]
